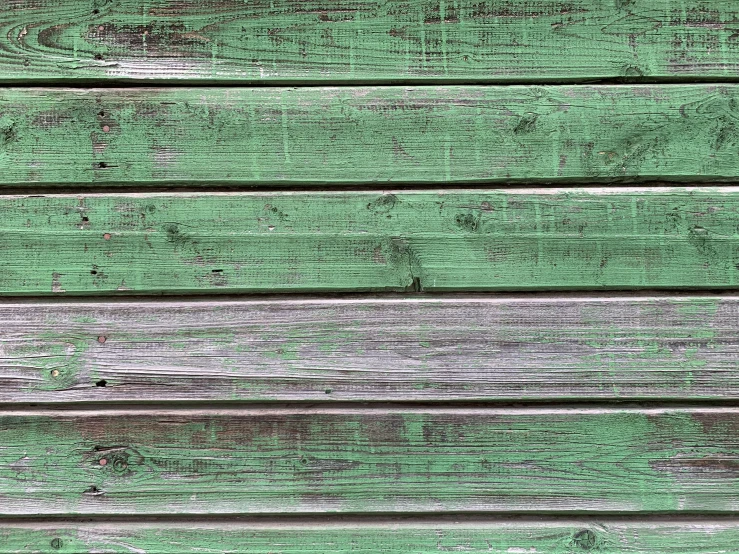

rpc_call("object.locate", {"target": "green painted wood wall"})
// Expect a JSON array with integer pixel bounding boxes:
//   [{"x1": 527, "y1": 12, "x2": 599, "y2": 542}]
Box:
[{"x1": 2, "y1": 1, "x2": 739, "y2": 552}]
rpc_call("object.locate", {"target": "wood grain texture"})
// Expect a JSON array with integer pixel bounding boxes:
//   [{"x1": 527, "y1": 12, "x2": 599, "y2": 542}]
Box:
[
  {"x1": 3, "y1": 519, "x2": 739, "y2": 553},
  {"x1": 0, "y1": 407, "x2": 738, "y2": 515},
  {"x1": 2, "y1": 296, "x2": 739, "y2": 403},
  {"x1": 5, "y1": 189, "x2": 739, "y2": 295},
  {"x1": 2, "y1": 86, "x2": 739, "y2": 185},
  {"x1": 2, "y1": 1, "x2": 739, "y2": 83}
]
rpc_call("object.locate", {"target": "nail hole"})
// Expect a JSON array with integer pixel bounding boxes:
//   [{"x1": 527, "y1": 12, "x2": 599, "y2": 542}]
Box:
[
  {"x1": 84, "y1": 485, "x2": 101, "y2": 494},
  {"x1": 92, "y1": 9, "x2": 100, "y2": 15},
  {"x1": 82, "y1": 216, "x2": 89, "y2": 222},
  {"x1": 98, "y1": 110, "x2": 105, "y2": 117},
  {"x1": 94, "y1": 53, "x2": 104, "y2": 60},
  {"x1": 96, "y1": 379, "x2": 107, "y2": 387},
  {"x1": 97, "y1": 336, "x2": 107, "y2": 343},
  {"x1": 97, "y1": 162, "x2": 108, "y2": 169},
  {"x1": 300, "y1": 457, "x2": 308, "y2": 465},
  {"x1": 90, "y1": 270, "x2": 97, "y2": 275},
  {"x1": 50, "y1": 538, "x2": 63, "y2": 550}
]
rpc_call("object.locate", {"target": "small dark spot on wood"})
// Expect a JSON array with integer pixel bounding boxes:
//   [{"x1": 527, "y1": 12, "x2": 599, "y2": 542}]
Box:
[
  {"x1": 84, "y1": 485, "x2": 102, "y2": 494},
  {"x1": 367, "y1": 195, "x2": 398, "y2": 214},
  {"x1": 90, "y1": 270, "x2": 97, "y2": 275},
  {"x1": 412, "y1": 276, "x2": 422, "y2": 292},
  {"x1": 513, "y1": 113, "x2": 538, "y2": 135},
  {"x1": 0, "y1": 120, "x2": 17, "y2": 145},
  {"x1": 212, "y1": 269, "x2": 223, "y2": 273},
  {"x1": 92, "y1": 9, "x2": 100, "y2": 14},
  {"x1": 325, "y1": 388, "x2": 332, "y2": 394},
  {"x1": 97, "y1": 162, "x2": 108, "y2": 169},
  {"x1": 455, "y1": 213, "x2": 478, "y2": 232},
  {"x1": 113, "y1": 458, "x2": 128, "y2": 472},
  {"x1": 82, "y1": 216, "x2": 89, "y2": 222},
  {"x1": 50, "y1": 538, "x2": 63, "y2": 550},
  {"x1": 94, "y1": 53, "x2": 104, "y2": 60},
  {"x1": 573, "y1": 529, "x2": 597, "y2": 550},
  {"x1": 98, "y1": 111, "x2": 105, "y2": 118},
  {"x1": 300, "y1": 457, "x2": 308, "y2": 464},
  {"x1": 96, "y1": 379, "x2": 107, "y2": 387}
]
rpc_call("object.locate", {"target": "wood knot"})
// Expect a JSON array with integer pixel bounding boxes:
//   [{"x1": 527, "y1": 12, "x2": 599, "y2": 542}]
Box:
[{"x1": 573, "y1": 529, "x2": 597, "y2": 550}]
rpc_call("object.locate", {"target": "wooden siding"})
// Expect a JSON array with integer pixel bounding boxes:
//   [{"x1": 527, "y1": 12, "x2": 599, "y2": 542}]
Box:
[
  {"x1": 0, "y1": 86, "x2": 738, "y2": 186},
  {"x1": 4, "y1": 519, "x2": 739, "y2": 553},
  {"x1": 1, "y1": 408, "x2": 738, "y2": 515},
  {"x1": 0, "y1": 295, "x2": 736, "y2": 403},
  {"x1": 5, "y1": 188, "x2": 739, "y2": 295},
  {"x1": 2, "y1": 1, "x2": 739, "y2": 551},
  {"x1": 1, "y1": 1, "x2": 738, "y2": 83}
]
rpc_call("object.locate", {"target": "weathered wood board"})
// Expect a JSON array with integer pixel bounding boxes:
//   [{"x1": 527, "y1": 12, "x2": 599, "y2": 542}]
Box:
[
  {"x1": 1, "y1": 86, "x2": 739, "y2": 185},
  {"x1": 1, "y1": 296, "x2": 738, "y2": 403},
  {"x1": 2, "y1": 1, "x2": 739, "y2": 83},
  {"x1": 4, "y1": 189, "x2": 739, "y2": 295},
  {"x1": 1, "y1": 408, "x2": 737, "y2": 515},
  {"x1": 3, "y1": 519, "x2": 738, "y2": 553}
]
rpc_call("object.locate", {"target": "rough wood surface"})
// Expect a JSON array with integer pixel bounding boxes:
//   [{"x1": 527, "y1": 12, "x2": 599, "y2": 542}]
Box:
[
  {"x1": 4, "y1": 189, "x2": 739, "y2": 295},
  {"x1": 2, "y1": 1, "x2": 739, "y2": 83},
  {"x1": 0, "y1": 407, "x2": 737, "y2": 515},
  {"x1": 1, "y1": 296, "x2": 739, "y2": 402},
  {"x1": 3, "y1": 519, "x2": 739, "y2": 553},
  {"x1": 1, "y1": 86, "x2": 739, "y2": 185}
]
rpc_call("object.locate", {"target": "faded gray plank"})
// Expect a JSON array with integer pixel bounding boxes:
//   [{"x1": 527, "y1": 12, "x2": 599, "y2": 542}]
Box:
[{"x1": 1, "y1": 296, "x2": 737, "y2": 403}]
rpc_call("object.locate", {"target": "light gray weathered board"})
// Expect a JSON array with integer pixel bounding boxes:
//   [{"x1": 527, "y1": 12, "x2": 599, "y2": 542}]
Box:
[{"x1": 0, "y1": 296, "x2": 737, "y2": 402}]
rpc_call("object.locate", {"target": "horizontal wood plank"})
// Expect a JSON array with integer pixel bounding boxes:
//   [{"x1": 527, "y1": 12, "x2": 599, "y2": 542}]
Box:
[
  {"x1": 4, "y1": 189, "x2": 739, "y2": 295},
  {"x1": 1, "y1": 407, "x2": 738, "y2": 515},
  {"x1": 1, "y1": 86, "x2": 739, "y2": 185},
  {"x1": 3, "y1": 519, "x2": 739, "y2": 553},
  {"x1": 2, "y1": 296, "x2": 739, "y2": 402},
  {"x1": 2, "y1": 1, "x2": 739, "y2": 83}
]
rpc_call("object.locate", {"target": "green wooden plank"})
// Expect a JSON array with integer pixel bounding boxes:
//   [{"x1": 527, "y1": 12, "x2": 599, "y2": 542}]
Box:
[
  {"x1": 0, "y1": 407, "x2": 737, "y2": 515},
  {"x1": 2, "y1": 296, "x2": 739, "y2": 402},
  {"x1": 3, "y1": 519, "x2": 738, "y2": 553},
  {"x1": 3, "y1": 188, "x2": 739, "y2": 295},
  {"x1": 1, "y1": 86, "x2": 739, "y2": 185},
  {"x1": 2, "y1": 1, "x2": 739, "y2": 83}
]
